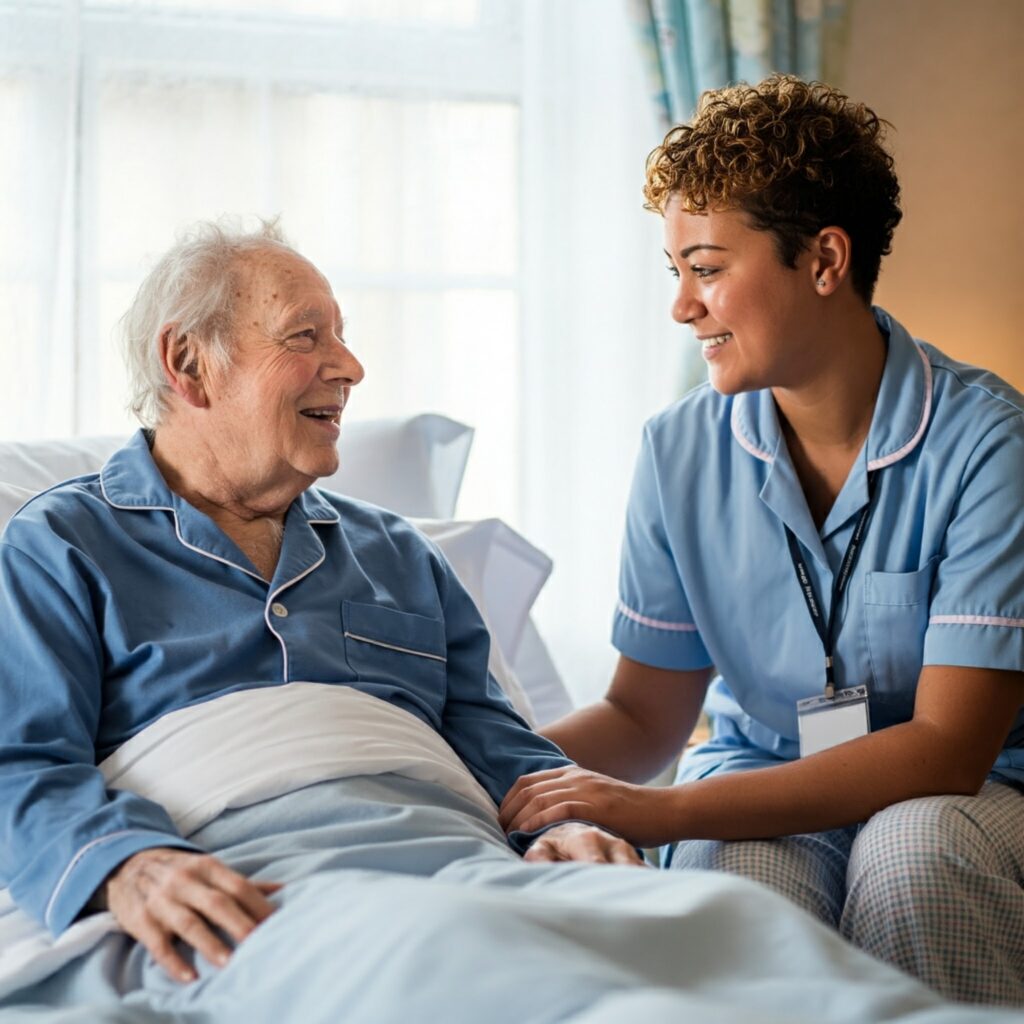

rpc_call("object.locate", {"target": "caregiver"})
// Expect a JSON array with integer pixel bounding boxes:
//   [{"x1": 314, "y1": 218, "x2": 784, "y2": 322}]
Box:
[{"x1": 501, "y1": 74, "x2": 1024, "y2": 1006}]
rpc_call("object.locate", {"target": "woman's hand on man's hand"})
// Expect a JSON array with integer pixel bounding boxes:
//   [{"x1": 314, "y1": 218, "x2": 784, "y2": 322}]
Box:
[
  {"x1": 100, "y1": 848, "x2": 282, "y2": 983},
  {"x1": 501, "y1": 765, "x2": 678, "y2": 850}
]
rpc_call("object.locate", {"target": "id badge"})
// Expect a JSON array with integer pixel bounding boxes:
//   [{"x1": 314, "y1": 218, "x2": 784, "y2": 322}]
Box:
[{"x1": 796, "y1": 685, "x2": 870, "y2": 758}]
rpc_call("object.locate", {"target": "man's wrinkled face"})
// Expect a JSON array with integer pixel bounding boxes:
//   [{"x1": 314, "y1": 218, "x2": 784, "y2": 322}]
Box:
[{"x1": 203, "y1": 248, "x2": 365, "y2": 496}]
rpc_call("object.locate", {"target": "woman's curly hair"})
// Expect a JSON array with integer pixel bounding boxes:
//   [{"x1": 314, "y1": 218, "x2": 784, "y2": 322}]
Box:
[{"x1": 644, "y1": 74, "x2": 902, "y2": 302}]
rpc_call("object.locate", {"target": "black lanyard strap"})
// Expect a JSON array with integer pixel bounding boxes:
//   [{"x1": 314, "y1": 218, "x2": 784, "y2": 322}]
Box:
[{"x1": 785, "y1": 472, "x2": 878, "y2": 699}]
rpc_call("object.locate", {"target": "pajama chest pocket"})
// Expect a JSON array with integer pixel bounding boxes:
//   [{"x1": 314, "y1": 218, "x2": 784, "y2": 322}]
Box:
[
  {"x1": 342, "y1": 600, "x2": 447, "y2": 702},
  {"x1": 864, "y1": 560, "x2": 937, "y2": 703}
]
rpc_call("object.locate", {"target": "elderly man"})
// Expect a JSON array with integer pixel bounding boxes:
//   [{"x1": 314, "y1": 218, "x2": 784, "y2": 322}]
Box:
[{"x1": 0, "y1": 223, "x2": 637, "y2": 981}]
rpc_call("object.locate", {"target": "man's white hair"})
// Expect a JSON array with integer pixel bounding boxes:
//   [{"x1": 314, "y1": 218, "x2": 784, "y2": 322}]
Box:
[{"x1": 121, "y1": 218, "x2": 298, "y2": 426}]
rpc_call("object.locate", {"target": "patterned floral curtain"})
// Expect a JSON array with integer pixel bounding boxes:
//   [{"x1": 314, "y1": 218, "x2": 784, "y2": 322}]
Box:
[{"x1": 631, "y1": 0, "x2": 849, "y2": 129}]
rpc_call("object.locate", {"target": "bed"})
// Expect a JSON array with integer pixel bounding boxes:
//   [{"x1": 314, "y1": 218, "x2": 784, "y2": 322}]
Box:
[{"x1": 0, "y1": 417, "x2": 1017, "y2": 1023}]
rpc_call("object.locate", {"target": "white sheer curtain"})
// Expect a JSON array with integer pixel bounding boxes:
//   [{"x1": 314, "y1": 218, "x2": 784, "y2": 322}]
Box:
[
  {"x1": 0, "y1": 0, "x2": 691, "y2": 705},
  {"x1": 0, "y1": 1, "x2": 79, "y2": 440},
  {"x1": 520, "y1": 0, "x2": 687, "y2": 704}
]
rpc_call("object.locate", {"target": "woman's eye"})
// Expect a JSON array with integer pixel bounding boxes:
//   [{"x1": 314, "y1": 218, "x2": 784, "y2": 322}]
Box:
[
  {"x1": 665, "y1": 264, "x2": 680, "y2": 279},
  {"x1": 691, "y1": 266, "x2": 718, "y2": 279}
]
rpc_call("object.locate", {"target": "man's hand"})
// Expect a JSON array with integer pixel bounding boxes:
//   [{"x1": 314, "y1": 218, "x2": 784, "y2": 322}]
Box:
[
  {"x1": 520, "y1": 821, "x2": 645, "y2": 865},
  {"x1": 501, "y1": 765, "x2": 678, "y2": 849},
  {"x1": 102, "y1": 848, "x2": 281, "y2": 983}
]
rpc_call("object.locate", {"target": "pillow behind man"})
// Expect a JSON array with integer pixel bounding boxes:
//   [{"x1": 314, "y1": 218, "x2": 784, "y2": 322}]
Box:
[{"x1": 0, "y1": 413, "x2": 472, "y2": 523}]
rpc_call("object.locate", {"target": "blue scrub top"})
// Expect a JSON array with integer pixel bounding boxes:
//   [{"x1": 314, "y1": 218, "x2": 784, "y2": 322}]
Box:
[
  {"x1": 0, "y1": 433, "x2": 572, "y2": 934},
  {"x1": 612, "y1": 309, "x2": 1024, "y2": 784}
]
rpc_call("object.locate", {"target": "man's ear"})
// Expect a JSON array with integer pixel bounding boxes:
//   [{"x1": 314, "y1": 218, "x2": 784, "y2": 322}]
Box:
[
  {"x1": 158, "y1": 324, "x2": 209, "y2": 408},
  {"x1": 809, "y1": 226, "x2": 853, "y2": 296}
]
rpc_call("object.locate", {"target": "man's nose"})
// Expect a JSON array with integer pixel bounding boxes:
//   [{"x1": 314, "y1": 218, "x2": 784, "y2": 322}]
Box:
[{"x1": 325, "y1": 335, "x2": 365, "y2": 387}]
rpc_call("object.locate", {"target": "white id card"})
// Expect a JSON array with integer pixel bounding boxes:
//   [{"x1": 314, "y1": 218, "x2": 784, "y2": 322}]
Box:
[{"x1": 796, "y1": 685, "x2": 870, "y2": 758}]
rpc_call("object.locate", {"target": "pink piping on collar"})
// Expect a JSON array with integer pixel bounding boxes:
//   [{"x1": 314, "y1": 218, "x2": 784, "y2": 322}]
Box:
[
  {"x1": 867, "y1": 344, "x2": 933, "y2": 471},
  {"x1": 729, "y1": 400, "x2": 774, "y2": 464}
]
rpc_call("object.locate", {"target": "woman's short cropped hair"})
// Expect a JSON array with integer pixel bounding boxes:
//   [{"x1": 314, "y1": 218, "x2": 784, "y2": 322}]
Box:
[
  {"x1": 643, "y1": 74, "x2": 902, "y2": 303},
  {"x1": 121, "y1": 218, "x2": 295, "y2": 426}
]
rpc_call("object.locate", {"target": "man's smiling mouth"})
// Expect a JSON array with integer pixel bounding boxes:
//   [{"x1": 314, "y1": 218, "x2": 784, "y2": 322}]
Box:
[{"x1": 300, "y1": 406, "x2": 341, "y2": 424}]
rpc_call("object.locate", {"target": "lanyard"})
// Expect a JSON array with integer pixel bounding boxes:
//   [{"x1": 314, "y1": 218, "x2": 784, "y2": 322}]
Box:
[{"x1": 785, "y1": 472, "x2": 877, "y2": 700}]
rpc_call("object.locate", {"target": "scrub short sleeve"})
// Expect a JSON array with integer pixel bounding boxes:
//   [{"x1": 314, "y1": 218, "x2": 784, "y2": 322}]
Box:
[
  {"x1": 924, "y1": 414, "x2": 1024, "y2": 670},
  {"x1": 612, "y1": 424, "x2": 712, "y2": 671}
]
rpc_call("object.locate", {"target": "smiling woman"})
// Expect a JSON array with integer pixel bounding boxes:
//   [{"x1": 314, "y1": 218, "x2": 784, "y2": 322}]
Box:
[{"x1": 523, "y1": 74, "x2": 1024, "y2": 1007}]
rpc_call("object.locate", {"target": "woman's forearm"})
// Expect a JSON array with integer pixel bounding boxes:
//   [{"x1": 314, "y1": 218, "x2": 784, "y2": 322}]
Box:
[
  {"x1": 543, "y1": 698, "x2": 691, "y2": 783},
  {"x1": 663, "y1": 717, "x2": 973, "y2": 840},
  {"x1": 542, "y1": 659, "x2": 711, "y2": 784}
]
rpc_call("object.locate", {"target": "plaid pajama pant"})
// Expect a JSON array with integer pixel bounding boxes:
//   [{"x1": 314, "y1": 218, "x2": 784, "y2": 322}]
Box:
[{"x1": 668, "y1": 781, "x2": 1024, "y2": 1006}]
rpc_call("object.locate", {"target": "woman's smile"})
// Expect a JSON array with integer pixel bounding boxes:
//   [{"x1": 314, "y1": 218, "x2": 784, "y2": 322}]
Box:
[{"x1": 697, "y1": 332, "x2": 732, "y2": 359}]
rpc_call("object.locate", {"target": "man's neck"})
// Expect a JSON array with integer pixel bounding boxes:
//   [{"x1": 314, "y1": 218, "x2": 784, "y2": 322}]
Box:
[{"x1": 150, "y1": 422, "x2": 295, "y2": 528}]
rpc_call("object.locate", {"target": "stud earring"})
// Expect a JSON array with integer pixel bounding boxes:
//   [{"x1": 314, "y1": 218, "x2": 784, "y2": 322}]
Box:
[{"x1": 816, "y1": 278, "x2": 826, "y2": 288}]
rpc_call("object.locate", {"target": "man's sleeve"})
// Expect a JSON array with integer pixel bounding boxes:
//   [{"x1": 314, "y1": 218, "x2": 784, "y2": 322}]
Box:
[
  {"x1": 924, "y1": 414, "x2": 1024, "y2": 669},
  {"x1": 611, "y1": 424, "x2": 713, "y2": 670},
  {"x1": 0, "y1": 537, "x2": 198, "y2": 935},
  {"x1": 434, "y1": 565, "x2": 628, "y2": 854},
  {"x1": 433, "y1": 557, "x2": 572, "y2": 806}
]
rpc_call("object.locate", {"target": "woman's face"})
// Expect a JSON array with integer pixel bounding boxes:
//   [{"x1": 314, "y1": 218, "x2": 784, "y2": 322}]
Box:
[
  {"x1": 663, "y1": 201, "x2": 824, "y2": 396},
  {"x1": 202, "y1": 249, "x2": 365, "y2": 499}
]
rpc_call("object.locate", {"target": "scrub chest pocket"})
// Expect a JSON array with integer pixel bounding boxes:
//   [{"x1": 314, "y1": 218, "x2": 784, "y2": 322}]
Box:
[
  {"x1": 342, "y1": 600, "x2": 448, "y2": 711},
  {"x1": 863, "y1": 559, "x2": 937, "y2": 714}
]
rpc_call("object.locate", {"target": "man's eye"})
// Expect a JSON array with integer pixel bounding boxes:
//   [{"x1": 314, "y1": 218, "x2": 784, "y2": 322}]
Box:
[{"x1": 285, "y1": 330, "x2": 316, "y2": 352}]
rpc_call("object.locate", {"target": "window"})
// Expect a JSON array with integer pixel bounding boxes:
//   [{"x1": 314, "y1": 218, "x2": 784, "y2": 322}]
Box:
[{"x1": 0, "y1": 0, "x2": 522, "y2": 520}]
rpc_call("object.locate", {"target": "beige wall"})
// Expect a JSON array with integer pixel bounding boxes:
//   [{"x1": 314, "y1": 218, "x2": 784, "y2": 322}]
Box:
[{"x1": 841, "y1": 0, "x2": 1024, "y2": 387}]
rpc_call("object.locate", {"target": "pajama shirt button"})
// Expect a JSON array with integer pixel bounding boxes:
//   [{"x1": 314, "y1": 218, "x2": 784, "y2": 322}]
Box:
[{"x1": 271, "y1": 602, "x2": 288, "y2": 618}]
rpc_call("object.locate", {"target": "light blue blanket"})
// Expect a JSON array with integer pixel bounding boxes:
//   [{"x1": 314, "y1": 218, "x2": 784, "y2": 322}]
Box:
[{"x1": 1, "y1": 775, "x2": 1016, "y2": 1023}]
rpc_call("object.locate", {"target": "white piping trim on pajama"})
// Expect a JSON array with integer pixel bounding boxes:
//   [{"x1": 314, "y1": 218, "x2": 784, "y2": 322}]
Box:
[
  {"x1": 100, "y1": 483, "x2": 266, "y2": 584},
  {"x1": 343, "y1": 632, "x2": 448, "y2": 663},
  {"x1": 929, "y1": 614, "x2": 1024, "y2": 628},
  {"x1": 265, "y1": 550, "x2": 327, "y2": 682},
  {"x1": 616, "y1": 601, "x2": 699, "y2": 632},
  {"x1": 103, "y1": 477, "x2": 340, "y2": 683},
  {"x1": 44, "y1": 829, "x2": 139, "y2": 930}
]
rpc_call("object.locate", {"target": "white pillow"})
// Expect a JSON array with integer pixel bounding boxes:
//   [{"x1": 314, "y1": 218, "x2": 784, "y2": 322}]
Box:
[
  {"x1": 511, "y1": 618, "x2": 574, "y2": 726},
  {"x1": 319, "y1": 413, "x2": 474, "y2": 518},
  {"x1": 0, "y1": 413, "x2": 473, "y2": 520},
  {"x1": 413, "y1": 518, "x2": 558, "y2": 726},
  {"x1": 0, "y1": 482, "x2": 36, "y2": 535},
  {"x1": 0, "y1": 436, "x2": 126, "y2": 493}
]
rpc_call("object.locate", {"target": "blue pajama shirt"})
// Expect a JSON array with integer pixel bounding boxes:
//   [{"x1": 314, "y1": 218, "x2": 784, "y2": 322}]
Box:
[
  {"x1": 612, "y1": 308, "x2": 1024, "y2": 783},
  {"x1": 0, "y1": 432, "x2": 572, "y2": 935}
]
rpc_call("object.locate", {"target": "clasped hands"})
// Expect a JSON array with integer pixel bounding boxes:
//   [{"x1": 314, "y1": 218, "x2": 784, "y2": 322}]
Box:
[{"x1": 501, "y1": 765, "x2": 677, "y2": 852}]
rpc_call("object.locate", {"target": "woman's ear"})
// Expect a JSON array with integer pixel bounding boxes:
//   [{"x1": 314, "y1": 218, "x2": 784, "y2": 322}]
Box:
[
  {"x1": 158, "y1": 324, "x2": 209, "y2": 408},
  {"x1": 810, "y1": 226, "x2": 853, "y2": 296}
]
